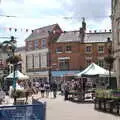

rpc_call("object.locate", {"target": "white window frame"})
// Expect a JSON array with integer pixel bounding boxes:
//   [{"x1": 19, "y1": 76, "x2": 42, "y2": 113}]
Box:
[
  {"x1": 41, "y1": 39, "x2": 47, "y2": 49},
  {"x1": 85, "y1": 46, "x2": 92, "y2": 53},
  {"x1": 98, "y1": 45, "x2": 104, "y2": 53}
]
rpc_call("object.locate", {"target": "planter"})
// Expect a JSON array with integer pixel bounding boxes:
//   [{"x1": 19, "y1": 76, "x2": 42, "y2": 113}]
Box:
[
  {"x1": 94, "y1": 99, "x2": 99, "y2": 109},
  {"x1": 106, "y1": 101, "x2": 111, "y2": 112},
  {"x1": 109, "y1": 100, "x2": 114, "y2": 113},
  {"x1": 112, "y1": 103, "x2": 118, "y2": 114}
]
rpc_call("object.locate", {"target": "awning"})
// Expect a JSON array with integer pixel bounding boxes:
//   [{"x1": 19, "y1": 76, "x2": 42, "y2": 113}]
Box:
[{"x1": 51, "y1": 70, "x2": 80, "y2": 77}]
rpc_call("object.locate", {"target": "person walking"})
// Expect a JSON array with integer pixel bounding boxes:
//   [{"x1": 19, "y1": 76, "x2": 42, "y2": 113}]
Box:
[
  {"x1": 40, "y1": 83, "x2": 45, "y2": 98},
  {"x1": 44, "y1": 82, "x2": 50, "y2": 98},
  {"x1": 64, "y1": 83, "x2": 69, "y2": 101},
  {"x1": 51, "y1": 81, "x2": 57, "y2": 98}
]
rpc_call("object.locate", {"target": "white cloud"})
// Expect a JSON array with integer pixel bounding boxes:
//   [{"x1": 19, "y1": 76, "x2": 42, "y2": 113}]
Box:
[{"x1": 0, "y1": 0, "x2": 111, "y2": 47}]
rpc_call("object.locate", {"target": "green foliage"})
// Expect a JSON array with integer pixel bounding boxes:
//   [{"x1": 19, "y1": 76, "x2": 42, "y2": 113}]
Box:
[
  {"x1": 96, "y1": 89, "x2": 120, "y2": 100},
  {"x1": 6, "y1": 55, "x2": 22, "y2": 64},
  {"x1": 104, "y1": 55, "x2": 115, "y2": 65}
]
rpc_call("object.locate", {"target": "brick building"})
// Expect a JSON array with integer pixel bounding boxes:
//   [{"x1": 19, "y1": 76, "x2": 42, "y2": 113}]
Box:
[
  {"x1": 51, "y1": 30, "x2": 112, "y2": 81},
  {"x1": 112, "y1": 0, "x2": 120, "y2": 87},
  {"x1": 25, "y1": 24, "x2": 62, "y2": 81}
]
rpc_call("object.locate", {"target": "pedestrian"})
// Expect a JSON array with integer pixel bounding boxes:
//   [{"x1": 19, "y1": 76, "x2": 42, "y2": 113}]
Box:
[
  {"x1": 64, "y1": 83, "x2": 69, "y2": 101},
  {"x1": 51, "y1": 81, "x2": 57, "y2": 98},
  {"x1": 44, "y1": 82, "x2": 50, "y2": 98},
  {"x1": 40, "y1": 83, "x2": 45, "y2": 98}
]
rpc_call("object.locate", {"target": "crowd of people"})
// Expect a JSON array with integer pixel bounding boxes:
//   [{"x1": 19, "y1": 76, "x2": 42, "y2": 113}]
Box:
[{"x1": 32, "y1": 81, "x2": 58, "y2": 99}]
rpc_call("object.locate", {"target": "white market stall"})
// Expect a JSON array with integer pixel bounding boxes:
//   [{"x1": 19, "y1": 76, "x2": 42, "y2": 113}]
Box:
[
  {"x1": 75, "y1": 63, "x2": 116, "y2": 89},
  {"x1": 76, "y1": 63, "x2": 114, "y2": 77},
  {"x1": 6, "y1": 70, "x2": 29, "y2": 80},
  {"x1": 5, "y1": 71, "x2": 30, "y2": 97}
]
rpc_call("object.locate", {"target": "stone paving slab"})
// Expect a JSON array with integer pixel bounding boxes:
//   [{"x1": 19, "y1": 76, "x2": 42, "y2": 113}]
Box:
[{"x1": 33, "y1": 93, "x2": 120, "y2": 120}]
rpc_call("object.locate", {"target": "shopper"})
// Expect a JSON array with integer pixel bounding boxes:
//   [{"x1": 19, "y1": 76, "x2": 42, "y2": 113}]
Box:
[{"x1": 51, "y1": 81, "x2": 57, "y2": 98}]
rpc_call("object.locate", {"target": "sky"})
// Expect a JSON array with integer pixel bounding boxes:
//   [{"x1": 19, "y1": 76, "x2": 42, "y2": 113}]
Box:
[{"x1": 0, "y1": 0, "x2": 111, "y2": 47}]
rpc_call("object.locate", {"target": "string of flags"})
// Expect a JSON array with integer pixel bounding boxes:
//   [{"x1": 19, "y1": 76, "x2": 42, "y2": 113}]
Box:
[{"x1": 1, "y1": 27, "x2": 34, "y2": 33}]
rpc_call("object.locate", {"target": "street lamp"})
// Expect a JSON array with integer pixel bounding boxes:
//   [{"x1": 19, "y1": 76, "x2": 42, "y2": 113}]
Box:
[{"x1": 1, "y1": 36, "x2": 18, "y2": 104}]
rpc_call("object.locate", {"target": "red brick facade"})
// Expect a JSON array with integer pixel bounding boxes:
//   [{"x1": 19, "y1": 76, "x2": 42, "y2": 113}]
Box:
[{"x1": 50, "y1": 38, "x2": 112, "y2": 71}]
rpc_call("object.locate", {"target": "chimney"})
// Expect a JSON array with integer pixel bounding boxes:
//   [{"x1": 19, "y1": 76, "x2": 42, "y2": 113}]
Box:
[
  {"x1": 79, "y1": 17, "x2": 86, "y2": 43},
  {"x1": 82, "y1": 17, "x2": 86, "y2": 31}
]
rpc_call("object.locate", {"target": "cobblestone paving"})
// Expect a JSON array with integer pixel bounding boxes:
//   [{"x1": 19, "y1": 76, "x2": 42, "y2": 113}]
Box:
[{"x1": 34, "y1": 93, "x2": 120, "y2": 120}]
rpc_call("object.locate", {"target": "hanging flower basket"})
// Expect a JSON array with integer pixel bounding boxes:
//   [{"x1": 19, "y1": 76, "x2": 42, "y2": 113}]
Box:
[{"x1": 6, "y1": 55, "x2": 22, "y2": 64}]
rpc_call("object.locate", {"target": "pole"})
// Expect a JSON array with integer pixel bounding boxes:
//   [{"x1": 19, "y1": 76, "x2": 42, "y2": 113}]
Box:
[{"x1": 12, "y1": 46, "x2": 16, "y2": 104}]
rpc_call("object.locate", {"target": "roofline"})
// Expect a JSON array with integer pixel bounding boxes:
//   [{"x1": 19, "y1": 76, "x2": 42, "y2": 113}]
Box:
[
  {"x1": 56, "y1": 41, "x2": 112, "y2": 44},
  {"x1": 34, "y1": 23, "x2": 59, "y2": 31},
  {"x1": 62, "y1": 30, "x2": 112, "y2": 34}
]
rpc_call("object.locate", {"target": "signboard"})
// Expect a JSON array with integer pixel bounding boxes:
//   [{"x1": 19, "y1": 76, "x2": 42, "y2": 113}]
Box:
[{"x1": 0, "y1": 99, "x2": 46, "y2": 120}]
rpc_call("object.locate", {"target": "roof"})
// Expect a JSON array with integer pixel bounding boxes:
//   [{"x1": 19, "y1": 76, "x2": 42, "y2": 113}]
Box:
[
  {"x1": 76, "y1": 63, "x2": 114, "y2": 77},
  {"x1": 25, "y1": 24, "x2": 59, "y2": 41},
  {"x1": 57, "y1": 31, "x2": 112, "y2": 43}
]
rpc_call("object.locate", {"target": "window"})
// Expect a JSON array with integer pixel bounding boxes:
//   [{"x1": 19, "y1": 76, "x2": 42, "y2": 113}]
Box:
[
  {"x1": 86, "y1": 46, "x2": 92, "y2": 53},
  {"x1": 41, "y1": 53, "x2": 47, "y2": 68},
  {"x1": 41, "y1": 39, "x2": 47, "y2": 48},
  {"x1": 34, "y1": 40, "x2": 39, "y2": 49},
  {"x1": 27, "y1": 41, "x2": 33, "y2": 50},
  {"x1": 97, "y1": 59, "x2": 104, "y2": 67},
  {"x1": 34, "y1": 54, "x2": 39, "y2": 68},
  {"x1": 0, "y1": 59, "x2": 2, "y2": 65},
  {"x1": 65, "y1": 46, "x2": 72, "y2": 52},
  {"x1": 59, "y1": 59, "x2": 69, "y2": 70},
  {"x1": 117, "y1": 22, "x2": 120, "y2": 44},
  {"x1": 98, "y1": 46, "x2": 104, "y2": 53},
  {"x1": 26, "y1": 55, "x2": 33, "y2": 69},
  {"x1": 56, "y1": 47, "x2": 63, "y2": 53},
  {"x1": 86, "y1": 59, "x2": 92, "y2": 66}
]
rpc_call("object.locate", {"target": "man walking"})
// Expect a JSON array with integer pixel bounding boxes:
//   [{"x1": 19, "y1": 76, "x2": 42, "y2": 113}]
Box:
[{"x1": 51, "y1": 81, "x2": 57, "y2": 98}]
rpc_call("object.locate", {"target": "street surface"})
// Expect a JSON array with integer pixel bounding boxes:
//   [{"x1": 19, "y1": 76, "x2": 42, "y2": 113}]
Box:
[{"x1": 33, "y1": 93, "x2": 120, "y2": 120}]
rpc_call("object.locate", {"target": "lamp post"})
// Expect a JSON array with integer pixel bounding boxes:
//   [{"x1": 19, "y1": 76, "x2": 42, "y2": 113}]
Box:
[{"x1": 1, "y1": 36, "x2": 17, "y2": 104}]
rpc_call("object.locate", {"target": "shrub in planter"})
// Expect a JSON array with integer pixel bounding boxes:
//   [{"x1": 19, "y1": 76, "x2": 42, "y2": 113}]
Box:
[{"x1": 11, "y1": 89, "x2": 25, "y2": 98}]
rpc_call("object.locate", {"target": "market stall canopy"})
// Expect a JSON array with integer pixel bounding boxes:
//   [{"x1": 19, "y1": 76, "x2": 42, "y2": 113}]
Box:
[
  {"x1": 6, "y1": 70, "x2": 29, "y2": 80},
  {"x1": 75, "y1": 63, "x2": 115, "y2": 77}
]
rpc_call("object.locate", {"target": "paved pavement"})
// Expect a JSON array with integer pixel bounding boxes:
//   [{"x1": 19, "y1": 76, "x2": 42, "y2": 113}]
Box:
[{"x1": 33, "y1": 93, "x2": 120, "y2": 120}]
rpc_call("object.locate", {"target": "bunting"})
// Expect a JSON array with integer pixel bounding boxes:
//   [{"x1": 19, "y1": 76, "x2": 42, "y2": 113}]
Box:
[{"x1": 0, "y1": 27, "x2": 35, "y2": 33}]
